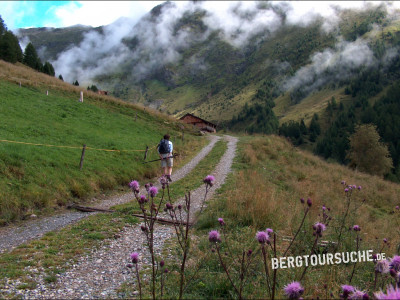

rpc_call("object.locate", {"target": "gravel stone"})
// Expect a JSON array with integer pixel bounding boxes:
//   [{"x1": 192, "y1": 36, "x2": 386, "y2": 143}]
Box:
[{"x1": 0, "y1": 135, "x2": 238, "y2": 299}]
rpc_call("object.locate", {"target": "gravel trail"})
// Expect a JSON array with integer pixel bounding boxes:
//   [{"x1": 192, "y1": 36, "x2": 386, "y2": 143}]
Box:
[
  {"x1": 0, "y1": 135, "x2": 221, "y2": 254},
  {"x1": 1, "y1": 135, "x2": 238, "y2": 299}
]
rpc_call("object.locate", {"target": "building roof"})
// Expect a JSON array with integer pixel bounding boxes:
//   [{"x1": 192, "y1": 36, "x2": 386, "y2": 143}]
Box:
[{"x1": 179, "y1": 113, "x2": 217, "y2": 128}]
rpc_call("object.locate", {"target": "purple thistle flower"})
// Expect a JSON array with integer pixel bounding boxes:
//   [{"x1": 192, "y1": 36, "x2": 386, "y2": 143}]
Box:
[
  {"x1": 203, "y1": 175, "x2": 215, "y2": 186},
  {"x1": 307, "y1": 198, "x2": 312, "y2": 207},
  {"x1": 247, "y1": 249, "x2": 253, "y2": 256},
  {"x1": 209, "y1": 230, "x2": 221, "y2": 243},
  {"x1": 345, "y1": 188, "x2": 349, "y2": 193},
  {"x1": 389, "y1": 255, "x2": 400, "y2": 272},
  {"x1": 139, "y1": 195, "x2": 146, "y2": 204},
  {"x1": 383, "y1": 238, "x2": 388, "y2": 243},
  {"x1": 283, "y1": 281, "x2": 304, "y2": 299},
  {"x1": 349, "y1": 290, "x2": 368, "y2": 300},
  {"x1": 389, "y1": 269, "x2": 397, "y2": 278},
  {"x1": 130, "y1": 252, "x2": 139, "y2": 264},
  {"x1": 256, "y1": 231, "x2": 270, "y2": 244},
  {"x1": 341, "y1": 180, "x2": 346, "y2": 185},
  {"x1": 358, "y1": 186, "x2": 362, "y2": 190},
  {"x1": 160, "y1": 260, "x2": 165, "y2": 267},
  {"x1": 145, "y1": 183, "x2": 150, "y2": 191},
  {"x1": 149, "y1": 186, "x2": 158, "y2": 197},
  {"x1": 266, "y1": 228, "x2": 273, "y2": 234},
  {"x1": 178, "y1": 204, "x2": 182, "y2": 210},
  {"x1": 396, "y1": 206, "x2": 399, "y2": 210},
  {"x1": 140, "y1": 225, "x2": 147, "y2": 232},
  {"x1": 313, "y1": 222, "x2": 326, "y2": 235},
  {"x1": 322, "y1": 205, "x2": 326, "y2": 211},
  {"x1": 374, "y1": 285, "x2": 400, "y2": 300},
  {"x1": 342, "y1": 285, "x2": 355, "y2": 297},
  {"x1": 300, "y1": 198, "x2": 305, "y2": 204},
  {"x1": 166, "y1": 202, "x2": 173, "y2": 210},
  {"x1": 352, "y1": 185, "x2": 357, "y2": 189},
  {"x1": 160, "y1": 176, "x2": 168, "y2": 188},
  {"x1": 353, "y1": 225, "x2": 361, "y2": 232},
  {"x1": 129, "y1": 180, "x2": 140, "y2": 192},
  {"x1": 375, "y1": 260, "x2": 390, "y2": 274},
  {"x1": 218, "y1": 218, "x2": 225, "y2": 226}
]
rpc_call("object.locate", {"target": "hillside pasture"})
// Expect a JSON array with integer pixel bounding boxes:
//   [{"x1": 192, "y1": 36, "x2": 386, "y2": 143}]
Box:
[{"x1": 0, "y1": 61, "x2": 205, "y2": 224}]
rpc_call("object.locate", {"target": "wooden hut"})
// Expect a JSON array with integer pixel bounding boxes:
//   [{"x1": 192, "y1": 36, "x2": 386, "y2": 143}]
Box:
[{"x1": 179, "y1": 113, "x2": 217, "y2": 133}]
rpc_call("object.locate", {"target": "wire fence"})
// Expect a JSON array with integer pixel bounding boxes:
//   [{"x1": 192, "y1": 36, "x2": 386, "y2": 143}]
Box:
[
  {"x1": 0, "y1": 132, "x2": 184, "y2": 169},
  {"x1": 0, "y1": 138, "x2": 157, "y2": 152}
]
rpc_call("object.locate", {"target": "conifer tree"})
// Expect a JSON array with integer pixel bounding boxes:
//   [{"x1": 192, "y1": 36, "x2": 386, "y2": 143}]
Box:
[
  {"x1": 23, "y1": 42, "x2": 39, "y2": 69},
  {"x1": 0, "y1": 31, "x2": 22, "y2": 63},
  {"x1": 0, "y1": 15, "x2": 6, "y2": 36},
  {"x1": 43, "y1": 61, "x2": 55, "y2": 76}
]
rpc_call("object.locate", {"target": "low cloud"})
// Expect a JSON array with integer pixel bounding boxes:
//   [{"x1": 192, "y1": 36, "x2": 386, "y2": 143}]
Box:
[
  {"x1": 43, "y1": 1, "x2": 399, "y2": 88},
  {"x1": 282, "y1": 38, "x2": 377, "y2": 94}
]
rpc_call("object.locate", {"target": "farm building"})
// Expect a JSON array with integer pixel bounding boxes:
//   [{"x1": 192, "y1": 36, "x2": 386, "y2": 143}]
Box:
[{"x1": 179, "y1": 113, "x2": 217, "y2": 133}]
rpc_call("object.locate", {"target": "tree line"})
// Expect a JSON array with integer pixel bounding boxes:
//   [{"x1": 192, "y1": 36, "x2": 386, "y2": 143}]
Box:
[{"x1": 0, "y1": 15, "x2": 56, "y2": 77}]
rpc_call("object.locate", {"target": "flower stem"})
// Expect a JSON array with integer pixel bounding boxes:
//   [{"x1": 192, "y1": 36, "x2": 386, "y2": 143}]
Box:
[
  {"x1": 216, "y1": 245, "x2": 241, "y2": 299},
  {"x1": 349, "y1": 232, "x2": 360, "y2": 283},
  {"x1": 299, "y1": 235, "x2": 319, "y2": 281},
  {"x1": 272, "y1": 233, "x2": 277, "y2": 300},
  {"x1": 135, "y1": 263, "x2": 142, "y2": 300},
  {"x1": 261, "y1": 245, "x2": 272, "y2": 297},
  {"x1": 284, "y1": 207, "x2": 309, "y2": 256},
  {"x1": 336, "y1": 193, "x2": 352, "y2": 251}
]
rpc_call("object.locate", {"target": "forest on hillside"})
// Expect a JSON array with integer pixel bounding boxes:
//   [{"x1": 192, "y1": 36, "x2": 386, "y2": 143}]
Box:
[{"x1": 0, "y1": 15, "x2": 56, "y2": 76}]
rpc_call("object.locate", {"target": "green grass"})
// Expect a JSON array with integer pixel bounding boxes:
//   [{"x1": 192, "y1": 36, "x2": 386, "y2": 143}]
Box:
[
  {"x1": 157, "y1": 134, "x2": 400, "y2": 299},
  {"x1": 112, "y1": 138, "x2": 228, "y2": 214},
  {"x1": 167, "y1": 139, "x2": 227, "y2": 200},
  {"x1": 0, "y1": 212, "x2": 133, "y2": 289},
  {"x1": 0, "y1": 136, "x2": 227, "y2": 291},
  {"x1": 0, "y1": 79, "x2": 204, "y2": 223}
]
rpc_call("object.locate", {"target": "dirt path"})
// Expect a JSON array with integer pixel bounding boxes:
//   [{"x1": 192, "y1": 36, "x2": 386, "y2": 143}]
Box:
[
  {"x1": 0, "y1": 135, "x2": 221, "y2": 254},
  {"x1": 1, "y1": 135, "x2": 238, "y2": 299}
]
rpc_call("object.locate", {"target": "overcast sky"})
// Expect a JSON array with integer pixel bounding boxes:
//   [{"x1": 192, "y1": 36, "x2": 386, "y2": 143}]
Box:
[{"x1": 1, "y1": 1, "x2": 399, "y2": 31}]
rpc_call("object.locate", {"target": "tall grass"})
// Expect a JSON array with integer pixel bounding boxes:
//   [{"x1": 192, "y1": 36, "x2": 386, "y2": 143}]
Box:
[{"x1": 175, "y1": 134, "x2": 400, "y2": 299}]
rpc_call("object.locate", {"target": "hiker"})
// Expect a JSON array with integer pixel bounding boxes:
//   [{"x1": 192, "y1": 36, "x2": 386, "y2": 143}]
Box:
[{"x1": 157, "y1": 134, "x2": 173, "y2": 182}]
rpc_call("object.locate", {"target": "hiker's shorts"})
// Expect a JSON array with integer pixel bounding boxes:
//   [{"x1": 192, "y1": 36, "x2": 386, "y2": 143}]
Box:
[{"x1": 161, "y1": 154, "x2": 173, "y2": 168}]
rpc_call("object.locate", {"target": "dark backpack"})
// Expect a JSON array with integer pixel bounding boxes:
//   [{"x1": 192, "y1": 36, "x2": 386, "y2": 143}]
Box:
[{"x1": 158, "y1": 139, "x2": 171, "y2": 154}]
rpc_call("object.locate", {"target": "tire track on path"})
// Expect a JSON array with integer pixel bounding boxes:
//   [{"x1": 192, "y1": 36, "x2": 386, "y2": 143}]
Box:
[
  {"x1": 0, "y1": 135, "x2": 221, "y2": 254},
  {"x1": 3, "y1": 135, "x2": 237, "y2": 299}
]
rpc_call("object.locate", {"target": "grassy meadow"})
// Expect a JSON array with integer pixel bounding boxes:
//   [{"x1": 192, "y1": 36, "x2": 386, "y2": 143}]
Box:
[
  {"x1": 0, "y1": 136, "x2": 228, "y2": 293},
  {"x1": 155, "y1": 134, "x2": 400, "y2": 299},
  {"x1": 0, "y1": 61, "x2": 205, "y2": 224}
]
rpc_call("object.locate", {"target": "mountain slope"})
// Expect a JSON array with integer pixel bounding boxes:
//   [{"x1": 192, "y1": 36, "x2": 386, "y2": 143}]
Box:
[
  {"x1": 0, "y1": 60, "x2": 202, "y2": 224},
  {"x1": 16, "y1": 2, "x2": 400, "y2": 126}
]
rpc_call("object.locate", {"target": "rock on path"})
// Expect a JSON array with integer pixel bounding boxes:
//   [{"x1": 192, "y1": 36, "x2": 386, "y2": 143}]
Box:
[{"x1": 1, "y1": 135, "x2": 238, "y2": 299}]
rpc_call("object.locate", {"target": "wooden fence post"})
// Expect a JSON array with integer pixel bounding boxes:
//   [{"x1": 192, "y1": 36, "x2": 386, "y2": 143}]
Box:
[
  {"x1": 46, "y1": 90, "x2": 49, "y2": 96},
  {"x1": 79, "y1": 144, "x2": 86, "y2": 170},
  {"x1": 79, "y1": 91, "x2": 83, "y2": 102},
  {"x1": 19, "y1": 82, "x2": 21, "y2": 87},
  {"x1": 144, "y1": 146, "x2": 149, "y2": 160}
]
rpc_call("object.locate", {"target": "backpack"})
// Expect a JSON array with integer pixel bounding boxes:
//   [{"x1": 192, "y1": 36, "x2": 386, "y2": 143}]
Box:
[{"x1": 158, "y1": 139, "x2": 171, "y2": 154}]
